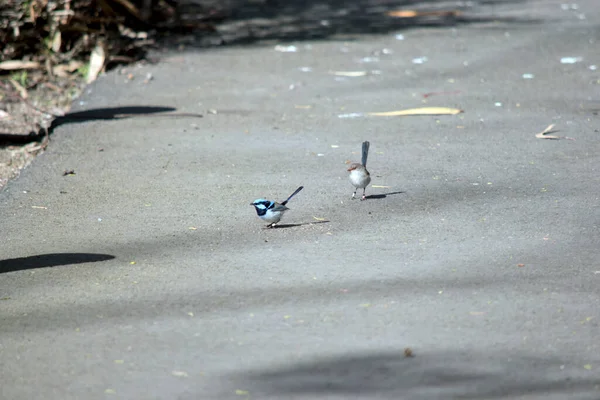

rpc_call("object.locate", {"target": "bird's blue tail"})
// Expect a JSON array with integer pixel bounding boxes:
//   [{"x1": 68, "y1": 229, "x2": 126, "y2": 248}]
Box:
[
  {"x1": 282, "y1": 186, "x2": 304, "y2": 205},
  {"x1": 361, "y1": 141, "x2": 370, "y2": 167}
]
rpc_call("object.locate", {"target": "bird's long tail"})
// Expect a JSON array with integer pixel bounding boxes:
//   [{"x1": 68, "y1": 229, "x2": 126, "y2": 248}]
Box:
[
  {"x1": 281, "y1": 186, "x2": 304, "y2": 205},
  {"x1": 361, "y1": 141, "x2": 370, "y2": 167}
]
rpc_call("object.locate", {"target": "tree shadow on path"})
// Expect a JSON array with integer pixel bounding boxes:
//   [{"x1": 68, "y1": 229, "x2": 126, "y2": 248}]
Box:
[
  {"x1": 171, "y1": 0, "x2": 535, "y2": 48},
  {"x1": 231, "y1": 350, "x2": 599, "y2": 399},
  {"x1": 0, "y1": 253, "x2": 115, "y2": 274}
]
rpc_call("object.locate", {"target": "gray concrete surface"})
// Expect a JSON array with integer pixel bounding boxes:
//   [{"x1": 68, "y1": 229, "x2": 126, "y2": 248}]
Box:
[{"x1": 1, "y1": 0, "x2": 600, "y2": 399}]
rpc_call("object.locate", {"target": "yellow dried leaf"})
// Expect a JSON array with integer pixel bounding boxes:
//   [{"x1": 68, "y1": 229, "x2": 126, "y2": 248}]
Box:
[
  {"x1": 372, "y1": 185, "x2": 390, "y2": 188},
  {"x1": 388, "y1": 10, "x2": 462, "y2": 18},
  {"x1": 235, "y1": 389, "x2": 249, "y2": 395},
  {"x1": 388, "y1": 10, "x2": 418, "y2": 18},
  {"x1": 584, "y1": 364, "x2": 592, "y2": 370},
  {"x1": 172, "y1": 370, "x2": 189, "y2": 377},
  {"x1": 313, "y1": 216, "x2": 326, "y2": 221},
  {"x1": 368, "y1": 107, "x2": 463, "y2": 116},
  {"x1": 105, "y1": 389, "x2": 116, "y2": 394},
  {"x1": 114, "y1": 360, "x2": 124, "y2": 364}
]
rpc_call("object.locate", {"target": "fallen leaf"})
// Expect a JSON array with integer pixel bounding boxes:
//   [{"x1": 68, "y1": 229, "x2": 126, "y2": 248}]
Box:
[
  {"x1": 0, "y1": 60, "x2": 41, "y2": 71},
  {"x1": 535, "y1": 124, "x2": 560, "y2": 140},
  {"x1": 583, "y1": 364, "x2": 592, "y2": 370},
  {"x1": 368, "y1": 107, "x2": 463, "y2": 117},
  {"x1": 52, "y1": 61, "x2": 84, "y2": 77},
  {"x1": 9, "y1": 78, "x2": 28, "y2": 99},
  {"x1": 31, "y1": 206, "x2": 48, "y2": 209},
  {"x1": 517, "y1": 263, "x2": 525, "y2": 267},
  {"x1": 388, "y1": 10, "x2": 461, "y2": 18},
  {"x1": 105, "y1": 388, "x2": 116, "y2": 394},
  {"x1": 313, "y1": 216, "x2": 326, "y2": 221},
  {"x1": 62, "y1": 170, "x2": 75, "y2": 176},
  {"x1": 172, "y1": 370, "x2": 189, "y2": 377},
  {"x1": 372, "y1": 185, "x2": 390, "y2": 188},
  {"x1": 330, "y1": 71, "x2": 368, "y2": 77},
  {"x1": 388, "y1": 10, "x2": 418, "y2": 18},
  {"x1": 87, "y1": 42, "x2": 106, "y2": 84},
  {"x1": 114, "y1": 360, "x2": 124, "y2": 364},
  {"x1": 235, "y1": 389, "x2": 249, "y2": 395},
  {"x1": 404, "y1": 348, "x2": 414, "y2": 357}
]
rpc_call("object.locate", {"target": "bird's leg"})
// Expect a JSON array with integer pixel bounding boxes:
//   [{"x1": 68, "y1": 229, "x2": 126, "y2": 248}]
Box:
[
  {"x1": 352, "y1": 189, "x2": 357, "y2": 199},
  {"x1": 266, "y1": 222, "x2": 275, "y2": 228},
  {"x1": 361, "y1": 188, "x2": 367, "y2": 201}
]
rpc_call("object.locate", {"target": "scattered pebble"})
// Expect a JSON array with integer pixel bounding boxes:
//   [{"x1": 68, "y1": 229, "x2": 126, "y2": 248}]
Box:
[
  {"x1": 395, "y1": 34, "x2": 405, "y2": 40},
  {"x1": 560, "y1": 3, "x2": 579, "y2": 10},
  {"x1": 412, "y1": 56, "x2": 428, "y2": 64},
  {"x1": 359, "y1": 56, "x2": 379, "y2": 63},
  {"x1": 522, "y1": 73, "x2": 535, "y2": 79},
  {"x1": 337, "y1": 113, "x2": 363, "y2": 119},
  {"x1": 274, "y1": 45, "x2": 297, "y2": 52},
  {"x1": 560, "y1": 56, "x2": 583, "y2": 64}
]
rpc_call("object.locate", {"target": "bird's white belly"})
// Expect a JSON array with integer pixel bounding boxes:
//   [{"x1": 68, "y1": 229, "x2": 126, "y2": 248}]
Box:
[
  {"x1": 260, "y1": 209, "x2": 283, "y2": 223},
  {"x1": 349, "y1": 170, "x2": 371, "y2": 188}
]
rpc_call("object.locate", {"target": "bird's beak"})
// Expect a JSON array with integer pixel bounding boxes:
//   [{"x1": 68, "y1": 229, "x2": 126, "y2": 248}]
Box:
[
  {"x1": 347, "y1": 166, "x2": 355, "y2": 171},
  {"x1": 249, "y1": 203, "x2": 254, "y2": 206}
]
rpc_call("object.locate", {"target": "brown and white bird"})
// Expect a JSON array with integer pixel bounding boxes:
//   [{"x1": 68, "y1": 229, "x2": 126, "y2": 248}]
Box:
[{"x1": 347, "y1": 141, "x2": 371, "y2": 200}]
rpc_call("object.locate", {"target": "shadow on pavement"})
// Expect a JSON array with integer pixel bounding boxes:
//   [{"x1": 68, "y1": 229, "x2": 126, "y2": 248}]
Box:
[
  {"x1": 272, "y1": 220, "x2": 331, "y2": 229},
  {"x1": 0, "y1": 253, "x2": 115, "y2": 274},
  {"x1": 0, "y1": 106, "x2": 203, "y2": 144},
  {"x1": 231, "y1": 350, "x2": 598, "y2": 399},
  {"x1": 366, "y1": 191, "x2": 405, "y2": 199},
  {"x1": 170, "y1": 0, "x2": 535, "y2": 47}
]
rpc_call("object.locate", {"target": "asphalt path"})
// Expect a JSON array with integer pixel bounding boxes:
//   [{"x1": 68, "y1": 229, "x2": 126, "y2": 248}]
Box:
[{"x1": 1, "y1": 0, "x2": 599, "y2": 398}]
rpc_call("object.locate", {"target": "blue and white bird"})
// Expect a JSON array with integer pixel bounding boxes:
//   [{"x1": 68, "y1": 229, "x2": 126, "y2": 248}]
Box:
[{"x1": 251, "y1": 186, "x2": 304, "y2": 228}]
